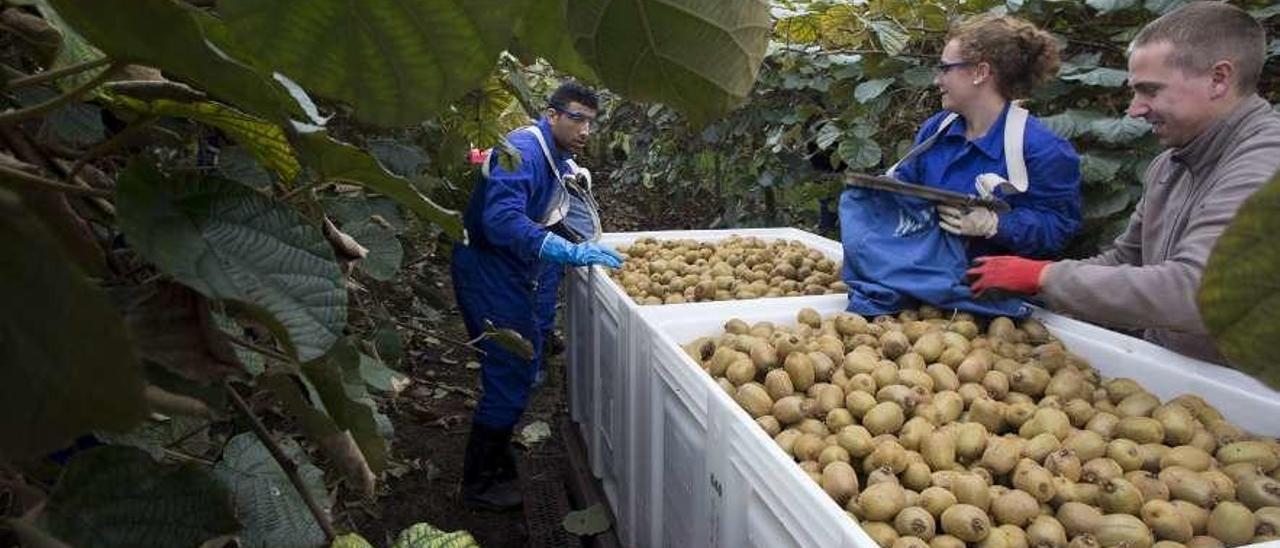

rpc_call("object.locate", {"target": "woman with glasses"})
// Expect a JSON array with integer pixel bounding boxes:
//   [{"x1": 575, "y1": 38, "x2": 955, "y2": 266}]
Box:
[
  {"x1": 839, "y1": 15, "x2": 1081, "y2": 317},
  {"x1": 898, "y1": 15, "x2": 1082, "y2": 259}
]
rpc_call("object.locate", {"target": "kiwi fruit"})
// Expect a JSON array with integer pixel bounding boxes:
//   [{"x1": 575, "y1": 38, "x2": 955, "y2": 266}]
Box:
[
  {"x1": 1095, "y1": 514, "x2": 1154, "y2": 548},
  {"x1": 941, "y1": 503, "x2": 993, "y2": 542},
  {"x1": 1206, "y1": 502, "x2": 1254, "y2": 547}
]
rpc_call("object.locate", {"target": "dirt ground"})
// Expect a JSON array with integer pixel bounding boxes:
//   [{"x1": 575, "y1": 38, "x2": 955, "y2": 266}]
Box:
[{"x1": 346, "y1": 175, "x2": 719, "y2": 546}]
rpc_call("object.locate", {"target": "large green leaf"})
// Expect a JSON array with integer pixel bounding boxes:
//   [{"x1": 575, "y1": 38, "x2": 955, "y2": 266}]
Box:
[
  {"x1": 21, "y1": 0, "x2": 108, "y2": 89},
  {"x1": 566, "y1": 0, "x2": 771, "y2": 126},
  {"x1": 41, "y1": 446, "x2": 239, "y2": 547},
  {"x1": 515, "y1": 0, "x2": 599, "y2": 81},
  {"x1": 1080, "y1": 153, "x2": 1126, "y2": 185},
  {"x1": 391, "y1": 524, "x2": 480, "y2": 548},
  {"x1": 837, "y1": 135, "x2": 882, "y2": 170},
  {"x1": 1090, "y1": 116, "x2": 1151, "y2": 145},
  {"x1": 0, "y1": 191, "x2": 147, "y2": 461},
  {"x1": 104, "y1": 95, "x2": 301, "y2": 183},
  {"x1": 219, "y1": 0, "x2": 531, "y2": 127},
  {"x1": 1040, "y1": 109, "x2": 1104, "y2": 140},
  {"x1": 1199, "y1": 169, "x2": 1280, "y2": 390},
  {"x1": 869, "y1": 20, "x2": 910, "y2": 56},
  {"x1": 1061, "y1": 67, "x2": 1128, "y2": 88},
  {"x1": 214, "y1": 432, "x2": 328, "y2": 548},
  {"x1": 322, "y1": 196, "x2": 405, "y2": 281},
  {"x1": 47, "y1": 0, "x2": 300, "y2": 123},
  {"x1": 116, "y1": 163, "x2": 346, "y2": 362},
  {"x1": 854, "y1": 78, "x2": 894, "y2": 104},
  {"x1": 295, "y1": 128, "x2": 465, "y2": 240}
]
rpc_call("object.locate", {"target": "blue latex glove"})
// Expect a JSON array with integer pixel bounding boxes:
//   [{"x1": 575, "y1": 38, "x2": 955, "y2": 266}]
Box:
[{"x1": 539, "y1": 232, "x2": 624, "y2": 269}]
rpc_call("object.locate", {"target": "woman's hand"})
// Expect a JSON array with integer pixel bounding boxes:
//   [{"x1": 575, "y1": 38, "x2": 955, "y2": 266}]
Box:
[{"x1": 937, "y1": 205, "x2": 999, "y2": 238}]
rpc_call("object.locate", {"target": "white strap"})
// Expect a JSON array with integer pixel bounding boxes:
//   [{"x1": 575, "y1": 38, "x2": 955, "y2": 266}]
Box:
[{"x1": 1002, "y1": 104, "x2": 1029, "y2": 193}]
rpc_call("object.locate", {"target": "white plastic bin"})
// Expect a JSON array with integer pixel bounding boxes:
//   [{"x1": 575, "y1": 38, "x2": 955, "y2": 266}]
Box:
[{"x1": 566, "y1": 228, "x2": 1280, "y2": 548}]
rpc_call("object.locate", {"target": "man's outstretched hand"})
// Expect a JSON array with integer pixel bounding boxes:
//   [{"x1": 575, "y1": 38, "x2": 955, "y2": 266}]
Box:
[{"x1": 966, "y1": 256, "x2": 1051, "y2": 296}]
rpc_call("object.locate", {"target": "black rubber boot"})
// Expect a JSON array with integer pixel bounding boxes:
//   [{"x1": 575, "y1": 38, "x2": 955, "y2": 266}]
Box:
[{"x1": 461, "y1": 424, "x2": 523, "y2": 511}]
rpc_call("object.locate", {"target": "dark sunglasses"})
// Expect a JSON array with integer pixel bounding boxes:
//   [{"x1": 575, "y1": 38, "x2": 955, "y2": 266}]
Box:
[{"x1": 935, "y1": 61, "x2": 976, "y2": 74}]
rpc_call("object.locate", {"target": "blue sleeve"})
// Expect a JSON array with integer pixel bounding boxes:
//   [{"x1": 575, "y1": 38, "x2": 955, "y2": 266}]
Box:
[
  {"x1": 989, "y1": 134, "x2": 1083, "y2": 258},
  {"x1": 892, "y1": 111, "x2": 948, "y2": 183},
  {"x1": 479, "y1": 149, "x2": 549, "y2": 262}
]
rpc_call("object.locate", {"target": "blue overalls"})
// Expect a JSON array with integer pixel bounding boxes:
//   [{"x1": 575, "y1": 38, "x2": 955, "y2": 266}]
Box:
[{"x1": 451, "y1": 118, "x2": 572, "y2": 430}]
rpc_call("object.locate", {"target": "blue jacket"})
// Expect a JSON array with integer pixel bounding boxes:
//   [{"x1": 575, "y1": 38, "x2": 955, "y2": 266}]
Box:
[{"x1": 892, "y1": 105, "x2": 1082, "y2": 259}]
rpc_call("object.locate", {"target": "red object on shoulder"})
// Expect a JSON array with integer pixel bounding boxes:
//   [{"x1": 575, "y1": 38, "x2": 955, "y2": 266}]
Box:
[{"x1": 467, "y1": 148, "x2": 486, "y2": 165}]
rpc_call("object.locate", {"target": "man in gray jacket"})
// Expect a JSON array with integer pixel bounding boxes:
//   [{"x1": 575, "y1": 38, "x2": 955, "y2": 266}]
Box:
[{"x1": 966, "y1": 2, "x2": 1280, "y2": 364}]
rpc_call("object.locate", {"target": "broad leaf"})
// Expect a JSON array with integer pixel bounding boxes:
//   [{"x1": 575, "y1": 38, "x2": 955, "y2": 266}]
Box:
[
  {"x1": 1251, "y1": 4, "x2": 1280, "y2": 19},
  {"x1": 1145, "y1": 0, "x2": 1189, "y2": 15},
  {"x1": 257, "y1": 372, "x2": 373, "y2": 497},
  {"x1": 854, "y1": 78, "x2": 895, "y2": 104},
  {"x1": 1087, "y1": 0, "x2": 1138, "y2": 14},
  {"x1": 391, "y1": 523, "x2": 480, "y2": 548},
  {"x1": 214, "y1": 432, "x2": 329, "y2": 548},
  {"x1": 900, "y1": 66, "x2": 935, "y2": 89},
  {"x1": 105, "y1": 95, "x2": 301, "y2": 183},
  {"x1": 1040, "y1": 109, "x2": 1104, "y2": 140},
  {"x1": 563, "y1": 503, "x2": 612, "y2": 535},
  {"x1": 21, "y1": 0, "x2": 107, "y2": 89},
  {"x1": 1082, "y1": 185, "x2": 1134, "y2": 220},
  {"x1": 113, "y1": 282, "x2": 246, "y2": 383},
  {"x1": 837, "y1": 136, "x2": 882, "y2": 170},
  {"x1": 567, "y1": 0, "x2": 771, "y2": 126},
  {"x1": 0, "y1": 191, "x2": 147, "y2": 461},
  {"x1": 515, "y1": 0, "x2": 599, "y2": 81},
  {"x1": 47, "y1": 0, "x2": 300, "y2": 122},
  {"x1": 96, "y1": 415, "x2": 215, "y2": 461},
  {"x1": 303, "y1": 342, "x2": 389, "y2": 473},
  {"x1": 1090, "y1": 116, "x2": 1151, "y2": 145},
  {"x1": 359, "y1": 352, "x2": 409, "y2": 395},
  {"x1": 295, "y1": 128, "x2": 465, "y2": 240},
  {"x1": 482, "y1": 320, "x2": 535, "y2": 361},
  {"x1": 368, "y1": 140, "x2": 431, "y2": 179},
  {"x1": 332, "y1": 535, "x2": 375, "y2": 548},
  {"x1": 216, "y1": 146, "x2": 276, "y2": 190},
  {"x1": 322, "y1": 197, "x2": 405, "y2": 281},
  {"x1": 40, "y1": 101, "x2": 105, "y2": 147},
  {"x1": 117, "y1": 163, "x2": 347, "y2": 362},
  {"x1": 42, "y1": 446, "x2": 238, "y2": 547},
  {"x1": 1199, "y1": 169, "x2": 1280, "y2": 390},
  {"x1": 1061, "y1": 67, "x2": 1128, "y2": 88},
  {"x1": 1080, "y1": 153, "x2": 1125, "y2": 185},
  {"x1": 220, "y1": 0, "x2": 530, "y2": 127},
  {"x1": 868, "y1": 20, "x2": 910, "y2": 56}
]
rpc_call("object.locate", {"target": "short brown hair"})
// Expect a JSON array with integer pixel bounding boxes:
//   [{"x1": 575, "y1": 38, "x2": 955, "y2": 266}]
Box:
[
  {"x1": 948, "y1": 15, "x2": 1061, "y2": 99},
  {"x1": 1131, "y1": 2, "x2": 1265, "y2": 94}
]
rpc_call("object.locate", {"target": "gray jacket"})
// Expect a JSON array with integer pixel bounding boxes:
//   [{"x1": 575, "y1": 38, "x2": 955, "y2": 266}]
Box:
[{"x1": 1041, "y1": 95, "x2": 1280, "y2": 363}]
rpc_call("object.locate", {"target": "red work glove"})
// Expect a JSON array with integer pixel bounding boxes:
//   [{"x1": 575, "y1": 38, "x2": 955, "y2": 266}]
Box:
[{"x1": 966, "y1": 256, "x2": 1051, "y2": 296}]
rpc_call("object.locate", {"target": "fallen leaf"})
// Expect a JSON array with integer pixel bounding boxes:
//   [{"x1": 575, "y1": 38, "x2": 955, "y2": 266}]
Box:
[
  {"x1": 562, "y1": 503, "x2": 611, "y2": 536},
  {"x1": 519, "y1": 421, "x2": 551, "y2": 447},
  {"x1": 465, "y1": 361, "x2": 481, "y2": 370}
]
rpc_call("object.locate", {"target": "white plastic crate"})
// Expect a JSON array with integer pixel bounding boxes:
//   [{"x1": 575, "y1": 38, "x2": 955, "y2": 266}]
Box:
[
  {"x1": 567, "y1": 228, "x2": 1280, "y2": 548},
  {"x1": 563, "y1": 228, "x2": 847, "y2": 546}
]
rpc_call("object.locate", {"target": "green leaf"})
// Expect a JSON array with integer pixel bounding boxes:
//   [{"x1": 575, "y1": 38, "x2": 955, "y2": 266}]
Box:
[
  {"x1": 567, "y1": 0, "x2": 771, "y2": 126},
  {"x1": 322, "y1": 197, "x2": 405, "y2": 281},
  {"x1": 295, "y1": 128, "x2": 465, "y2": 241},
  {"x1": 368, "y1": 140, "x2": 430, "y2": 179},
  {"x1": 42, "y1": 446, "x2": 239, "y2": 548},
  {"x1": 47, "y1": 0, "x2": 300, "y2": 123},
  {"x1": 216, "y1": 146, "x2": 276, "y2": 190},
  {"x1": 21, "y1": 0, "x2": 108, "y2": 89},
  {"x1": 40, "y1": 101, "x2": 104, "y2": 147},
  {"x1": 869, "y1": 20, "x2": 910, "y2": 56},
  {"x1": 391, "y1": 523, "x2": 480, "y2": 548},
  {"x1": 104, "y1": 95, "x2": 301, "y2": 183},
  {"x1": 1080, "y1": 153, "x2": 1126, "y2": 185},
  {"x1": 303, "y1": 342, "x2": 389, "y2": 473},
  {"x1": 116, "y1": 163, "x2": 347, "y2": 362},
  {"x1": 483, "y1": 320, "x2": 535, "y2": 360},
  {"x1": 837, "y1": 135, "x2": 883, "y2": 170},
  {"x1": 214, "y1": 432, "x2": 329, "y2": 548},
  {"x1": 900, "y1": 66, "x2": 935, "y2": 88},
  {"x1": 562, "y1": 503, "x2": 612, "y2": 536},
  {"x1": 1249, "y1": 4, "x2": 1280, "y2": 19},
  {"x1": 1040, "y1": 109, "x2": 1104, "y2": 139},
  {"x1": 359, "y1": 352, "x2": 409, "y2": 395},
  {"x1": 373, "y1": 321, "x2": 405, "y2": 368},
  {"x1": 211, "y1": 311, "x2": 266, "y2": 376},
  {"x1": 220, "y1": 0, "x2": 530, "y2": 127},
  {"x1": 1087, "y1": 0, "x2": 1138, "y2": 14},
  {"x1": 854, "y1": 78, "x2": 895, "y2": 104},
  {"x1": 0, "y1": 191, "x2": 147, "y2": 461},
  {"x1": 1060, "y1": 67, "x2": 1128, "y2": 88},
  {"x1": 1082, "y1": 185, "x2": 1134, "y2": 220},
  {"x1": 332, "y1": 535, "x2": 376, "y2": 548},
  {"x1": 1199, "y1": 169, "x2": 1280, "y2": 390},
  {"x1": 96, "y1": 415, "x2": 215, "y2": 462},
  {"x1": 1144, "y1": 0, "x2": 1189, "y2": 15},
  {"x1": 1090, "y1": 116, "x2": 1151, "y2": 144},
  {"x1": 515, "y1": 0, "x2": 599, "y2": 81}
]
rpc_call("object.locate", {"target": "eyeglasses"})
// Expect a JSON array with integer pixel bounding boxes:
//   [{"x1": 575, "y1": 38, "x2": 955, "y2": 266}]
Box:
[
  {"x1": 552, "y1": 106, "x2": 597, "y2": 128},
  {"x1": 934, "y1": 61, "x2": 976, "y2": 75}
]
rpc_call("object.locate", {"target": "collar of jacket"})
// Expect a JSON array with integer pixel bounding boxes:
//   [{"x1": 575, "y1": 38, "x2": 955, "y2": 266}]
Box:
[
  {"x1": 1171, "y1": 94, "x2": 1271, "y2": 177},
  {"x1": 536, "y1": 117, "x2": 573, "y2": 164},
  {"x1": 942, "y1": 101, "x2": 1012, "y2": 160}
]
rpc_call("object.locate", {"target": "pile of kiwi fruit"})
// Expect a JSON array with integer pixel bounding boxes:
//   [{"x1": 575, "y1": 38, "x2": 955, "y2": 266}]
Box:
[
  {"x1": 609, "y1": 236, "x2": 847, "y2": 305},
  {"x1": 682, "y1": 306, "x2": 1280, "y2": 548}
]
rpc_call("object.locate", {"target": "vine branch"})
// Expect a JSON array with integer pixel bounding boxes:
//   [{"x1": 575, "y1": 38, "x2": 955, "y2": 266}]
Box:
[
  {"x1": 0, "y1": 162, "x2": 112, "y2": 197},
  {"x1": 223, "y1": 380, "x2": 336, "y2": 543},
  {"x1": 2, "y1": 57, "x2": 111, "y2": 91},
  {"x1": 0, "y1": 61, "x2": 123, "y2": 126}
]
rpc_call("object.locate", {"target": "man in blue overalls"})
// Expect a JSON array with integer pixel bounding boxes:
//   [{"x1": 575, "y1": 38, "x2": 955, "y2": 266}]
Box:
[{"x1": 452, "y1": 82, "x2": 623, "y2": 510}]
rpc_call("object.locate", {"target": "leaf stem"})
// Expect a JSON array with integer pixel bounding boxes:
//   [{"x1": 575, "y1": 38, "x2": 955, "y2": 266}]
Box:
[
  {"x1": 223, "y1": 380, "x2": 337, "y2": 543},
  {"x1": 0, "y1": 163, "x2": 112, "y2": 197},
  {"x1": 0, "y1": 62, "x2": 123, "y2": 126},
  {"x1": 2, "y1": 57, "x2": 112, "y2": 90},
  {"x1": 393, "y1": 319, "x2": 485, "y2": 355}
]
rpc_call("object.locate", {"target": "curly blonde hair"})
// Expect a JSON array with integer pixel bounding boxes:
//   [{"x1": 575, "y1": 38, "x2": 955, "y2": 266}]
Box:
[{"x1": 948, "y1": 15, "x2": 1061, "y2": 99}]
